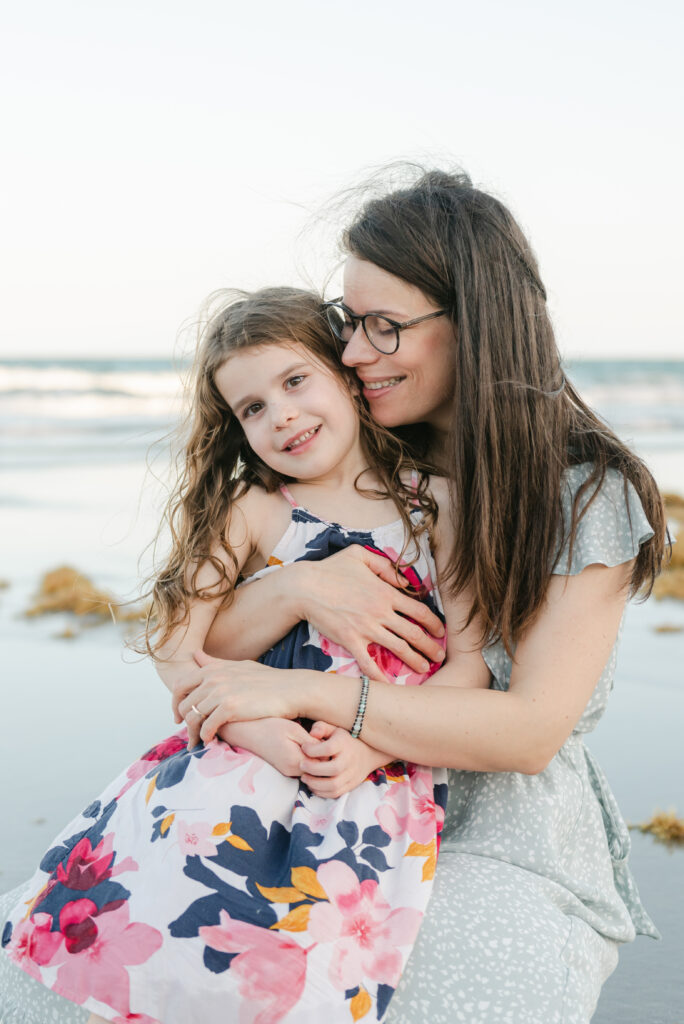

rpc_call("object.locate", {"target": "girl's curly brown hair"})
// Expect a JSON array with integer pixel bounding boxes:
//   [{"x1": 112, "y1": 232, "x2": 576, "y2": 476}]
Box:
[{"x1": 143, "y1": 286, "x2": 437, "y2": 657}]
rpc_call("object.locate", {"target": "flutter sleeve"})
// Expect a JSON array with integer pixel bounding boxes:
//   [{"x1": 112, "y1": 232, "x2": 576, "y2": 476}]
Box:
[{"x1": 552, "y1": 463, "x2": 655, "y2": 576}]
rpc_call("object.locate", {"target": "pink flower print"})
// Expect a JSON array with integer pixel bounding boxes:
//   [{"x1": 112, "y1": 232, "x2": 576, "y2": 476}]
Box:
[
  {"x1": 5, "y1": 912, "x2": 64, "y2": 981},
  {"x1": 319, "y1": 635, "x2": 359, "y2": 675},
  {"x1": 367, "y1": 634, "x2": 446, "y2": 687},
  {"x1": 375, "y1": 766, "x2": 444, "y2": 844},
  {"x1": 176, "y1": 820, "x2": 219, "y2": 858},
  {"x1": 113, "y1": 1015, "x2": 162, "y2": 1023},
  {"x1": 366, "y1": 643, "x2": 407, "y2": 683},
  {"x1": 200, "y1": 910, "x2": 307, "y2": 1024},
  {"x1": 50, "y1": 899, "x2": 163, "y2": 1015},
  {"x1": 196, "y1": 738, "x2": 265, "y2": 794},
  {"x1": 308, "y1": 810, "x2": 334, "y2": 834},
  {"x1": 56, "y1": 834, "x2": 116, "y2": 891},
  {"x1": 116, "y1": 730, "x2": 188, "y2": 799},
  {"x1": 140, "y1": 731, "x2": 189, "y2": 764},
  {"x1": 308, "y1": 860, "x2": 422, "y2": 991}
]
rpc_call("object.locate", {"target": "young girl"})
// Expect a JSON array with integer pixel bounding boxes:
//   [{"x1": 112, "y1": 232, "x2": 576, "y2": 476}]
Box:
[{"x1": 1, "y1": 287, "x2": 489, "y2": 1024}]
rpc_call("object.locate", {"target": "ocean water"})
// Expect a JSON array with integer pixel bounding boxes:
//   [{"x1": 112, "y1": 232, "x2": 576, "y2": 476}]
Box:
[
  {"x1": 0, "y1": 357, "x2": 184, "y2": 470},
  {"x1": 2, "y1": 356, "x2": 684, "y2": 484}
]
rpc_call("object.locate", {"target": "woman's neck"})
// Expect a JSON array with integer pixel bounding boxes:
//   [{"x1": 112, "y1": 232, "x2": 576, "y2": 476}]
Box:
[{"x1": 425, "y1": 426, "x2": 450, "y2": 474}]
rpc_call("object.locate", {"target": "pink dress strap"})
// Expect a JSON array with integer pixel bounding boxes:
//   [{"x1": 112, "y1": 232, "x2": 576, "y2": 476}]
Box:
[
  {"x1": 410, "y1": 468, "x2": 420, "y2": 506},
  {"x1": 279, "y1": 483, "x2": 298, "y2": 508}
]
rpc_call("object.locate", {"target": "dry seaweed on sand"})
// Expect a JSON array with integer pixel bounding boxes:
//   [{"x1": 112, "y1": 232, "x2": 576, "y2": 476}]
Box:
[
  {"x1": 653, "y1": 567, "x2": 684, "y2": 601},
  {"x1": 25, "y1": 566, "x2": 148, "y2": 628},
  {"x1": 652, "y1": 493, "x2": 684, "y2": 601},
  {"x1": 663, "y1": 492, "x2": 684, "y2": 526},
  {"x1": 629, "y1": 810, "x2": 684, "y2": 845}
]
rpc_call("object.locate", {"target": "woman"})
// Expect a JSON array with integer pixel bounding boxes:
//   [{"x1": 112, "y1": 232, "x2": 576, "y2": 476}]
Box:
[{"x1": 177, "y1": 168, "x2": 667, "y2": 1023}]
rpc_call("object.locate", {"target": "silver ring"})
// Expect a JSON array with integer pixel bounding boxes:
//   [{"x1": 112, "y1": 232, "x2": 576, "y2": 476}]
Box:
[{"x1": 191, "y1": 703, "x2": 205, "y2": 718}]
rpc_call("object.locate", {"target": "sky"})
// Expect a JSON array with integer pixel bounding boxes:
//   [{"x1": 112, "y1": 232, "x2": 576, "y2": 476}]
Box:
[{"x1": 1, "y1": 0, "x2": 682, "y2": 359}]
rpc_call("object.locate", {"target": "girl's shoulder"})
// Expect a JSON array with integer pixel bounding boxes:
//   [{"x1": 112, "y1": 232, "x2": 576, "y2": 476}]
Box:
[{"x1": 226, "y1": 482, "x2": 291, "y2": 568}]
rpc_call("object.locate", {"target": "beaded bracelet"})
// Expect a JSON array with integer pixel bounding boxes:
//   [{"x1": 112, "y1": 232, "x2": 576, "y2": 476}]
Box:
[{"x1": 350, "y1": 675, "x2": 370, "y2": 739}]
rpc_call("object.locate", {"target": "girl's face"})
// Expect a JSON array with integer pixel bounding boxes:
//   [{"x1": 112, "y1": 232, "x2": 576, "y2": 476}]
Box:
[
  {"x1": 341, "y1": 256, "x2": 456, "y2": 432},
  {"x1": 215, "y1": 342, "x2": 364, "y2": 483}
]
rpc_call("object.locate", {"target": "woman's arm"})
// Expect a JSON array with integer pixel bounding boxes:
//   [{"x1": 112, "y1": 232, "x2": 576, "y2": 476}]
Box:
[
  {"x1": 184, "y1": 559, "x2": 632, "y2": 773},
  {"x1": 204, "y1": 544, "x2": 447, "y2": 677}
]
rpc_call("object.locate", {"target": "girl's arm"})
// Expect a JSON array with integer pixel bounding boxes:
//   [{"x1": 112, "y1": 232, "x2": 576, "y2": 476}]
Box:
[
  {"x1": 204, "y1": 545, "x2": 447, "y2": 678},
  {"x1": 154, "y1": 490, "x2": 304, "y2": 767},
  {"x1": 183, "y1": 558, "x2": 632, "y2": 773},
  {"x1": 218, "y1": 717, "x2": 312, "y2": 777}
]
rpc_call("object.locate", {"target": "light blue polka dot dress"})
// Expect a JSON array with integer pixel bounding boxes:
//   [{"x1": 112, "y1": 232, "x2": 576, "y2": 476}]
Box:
[
  {"x1": 0, "y1": 464, "x2": 658, "y2": 1024},
  {"x1": 384, "y1": 463, "x2": 658, "y2": 1024}
]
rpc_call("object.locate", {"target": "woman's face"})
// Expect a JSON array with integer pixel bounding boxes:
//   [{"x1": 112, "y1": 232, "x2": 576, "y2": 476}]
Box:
[{"x1": 340, "y1": 256, "x2": 456, "y2": 432}]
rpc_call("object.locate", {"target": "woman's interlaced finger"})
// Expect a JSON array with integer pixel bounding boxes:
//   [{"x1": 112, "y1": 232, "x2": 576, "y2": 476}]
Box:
[
  {"x1": 184, "y1": 697, "x2": 209, "y2": 749},
  {"x1": 171, "y1": 665, "x2": 206, "y2": 722}
]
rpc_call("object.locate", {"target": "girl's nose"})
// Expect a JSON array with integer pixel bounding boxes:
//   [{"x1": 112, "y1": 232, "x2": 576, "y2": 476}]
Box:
[
  {"x1": 272, "y1": 402, "x2": 298, "y2": 428},
  {"x1": 340, "y1": 323, "x2": 378, "y2": 367}
]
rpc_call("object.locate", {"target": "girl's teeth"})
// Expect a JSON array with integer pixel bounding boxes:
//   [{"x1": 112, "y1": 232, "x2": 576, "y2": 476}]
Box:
[
  {"x1": 288, "y1": 428, "x2": 317, "y2": 449},
  {"x1": 366, "y1": 377, "x2": 402, "y2": 390}
]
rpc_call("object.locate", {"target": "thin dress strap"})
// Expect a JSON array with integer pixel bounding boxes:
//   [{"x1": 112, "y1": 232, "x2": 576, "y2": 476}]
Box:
[
  {"x1": 410, "y1": 469, "x2": 420, "y2": 507},
  {"x1": 279, "y1": 483, "x2": 298, "y2": 508}
]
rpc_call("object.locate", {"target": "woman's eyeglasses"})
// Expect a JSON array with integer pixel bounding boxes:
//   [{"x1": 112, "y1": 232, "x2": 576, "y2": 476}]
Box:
[{"x1": 323, "y1": 299, "x2": 447, "y2": 355}]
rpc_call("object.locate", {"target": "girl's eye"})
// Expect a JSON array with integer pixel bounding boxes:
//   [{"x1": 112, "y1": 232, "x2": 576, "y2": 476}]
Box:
[
  {"x1": 243, "y1": 402, "x2": 263, "y2": 419},
  {"x1": 285, "y1": 374, "x2": 306, "y2": 389}
]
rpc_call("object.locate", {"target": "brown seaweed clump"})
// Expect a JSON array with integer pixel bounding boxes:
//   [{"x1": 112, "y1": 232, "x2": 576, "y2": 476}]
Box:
[
  {"x1": 653, "y1": 493, "x2": 684, "y2": 602},
  {"x1": 25, "y1": 566, "x2": 147, "y2": 634},
  {"x1": 630, "y1": 810, "x2": 684, "y2": 845}
]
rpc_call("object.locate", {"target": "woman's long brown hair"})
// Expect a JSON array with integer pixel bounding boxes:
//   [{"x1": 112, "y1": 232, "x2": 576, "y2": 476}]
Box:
[
  {"x1": 342, "y1": 166, "x2": 668, "y2": 653},
  {"x1": 144, "y1": 286, "x2": 437, "y2": 657}
]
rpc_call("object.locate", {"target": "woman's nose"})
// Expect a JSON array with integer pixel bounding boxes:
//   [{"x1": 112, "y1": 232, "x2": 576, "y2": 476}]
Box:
[{"x1": 340, "y1": 324, "x2": 378, "y2": 367}]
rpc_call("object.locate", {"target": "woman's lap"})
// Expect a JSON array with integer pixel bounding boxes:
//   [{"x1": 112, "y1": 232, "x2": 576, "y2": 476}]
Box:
[
  {"x1": 385, "y1": 850, "x2": 619, "y2": 1024},
  {"x1": 0, "y1": 886, "x2": 88, "y2": 1024},
  {"x1": 1, "y1": 854, "x2": 619, "y2": 1024}
]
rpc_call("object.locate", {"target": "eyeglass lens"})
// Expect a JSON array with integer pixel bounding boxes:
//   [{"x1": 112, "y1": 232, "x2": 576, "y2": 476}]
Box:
[{"x1": 325, "y1": 305, "x2": 398, "y2": 354}]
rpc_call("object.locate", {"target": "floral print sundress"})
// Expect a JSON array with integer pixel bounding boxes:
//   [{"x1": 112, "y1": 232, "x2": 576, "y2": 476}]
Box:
[{"x1": 2, "y1": 485, "x2": 448, "y2": 1024}]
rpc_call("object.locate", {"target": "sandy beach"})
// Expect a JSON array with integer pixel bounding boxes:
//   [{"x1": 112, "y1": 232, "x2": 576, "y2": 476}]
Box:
[{"x1": 1, "y1": 358, "x2": 683, "y2": 1022}]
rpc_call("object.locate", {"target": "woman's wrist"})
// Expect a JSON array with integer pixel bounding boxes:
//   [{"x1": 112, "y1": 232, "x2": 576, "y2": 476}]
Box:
[{"x1": 289, "y1": 669, "x2": 361, "y2": 732}]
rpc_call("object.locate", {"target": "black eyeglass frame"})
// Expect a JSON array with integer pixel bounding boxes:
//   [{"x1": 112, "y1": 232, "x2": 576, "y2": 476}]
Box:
[{"x1": 323, "y1": 298, "x2": 448, "y2": 355}]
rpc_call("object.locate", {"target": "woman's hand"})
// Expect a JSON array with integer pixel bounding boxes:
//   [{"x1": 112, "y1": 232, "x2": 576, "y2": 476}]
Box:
[
  {"x1": 177, "y1": 651, "x2": 299, "y2": 749},
  {"x1": 298, "y1": 721, "x2": 392, "y2": 798},
  {"x1": 301, "y1": 545, "x2": 446, "y2": 679}
]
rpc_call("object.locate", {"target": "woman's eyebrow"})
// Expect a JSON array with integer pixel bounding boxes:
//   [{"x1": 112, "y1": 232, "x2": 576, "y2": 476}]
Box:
[{"x1": 342, "y1": 301, "x2": 404, "y2": 318}]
